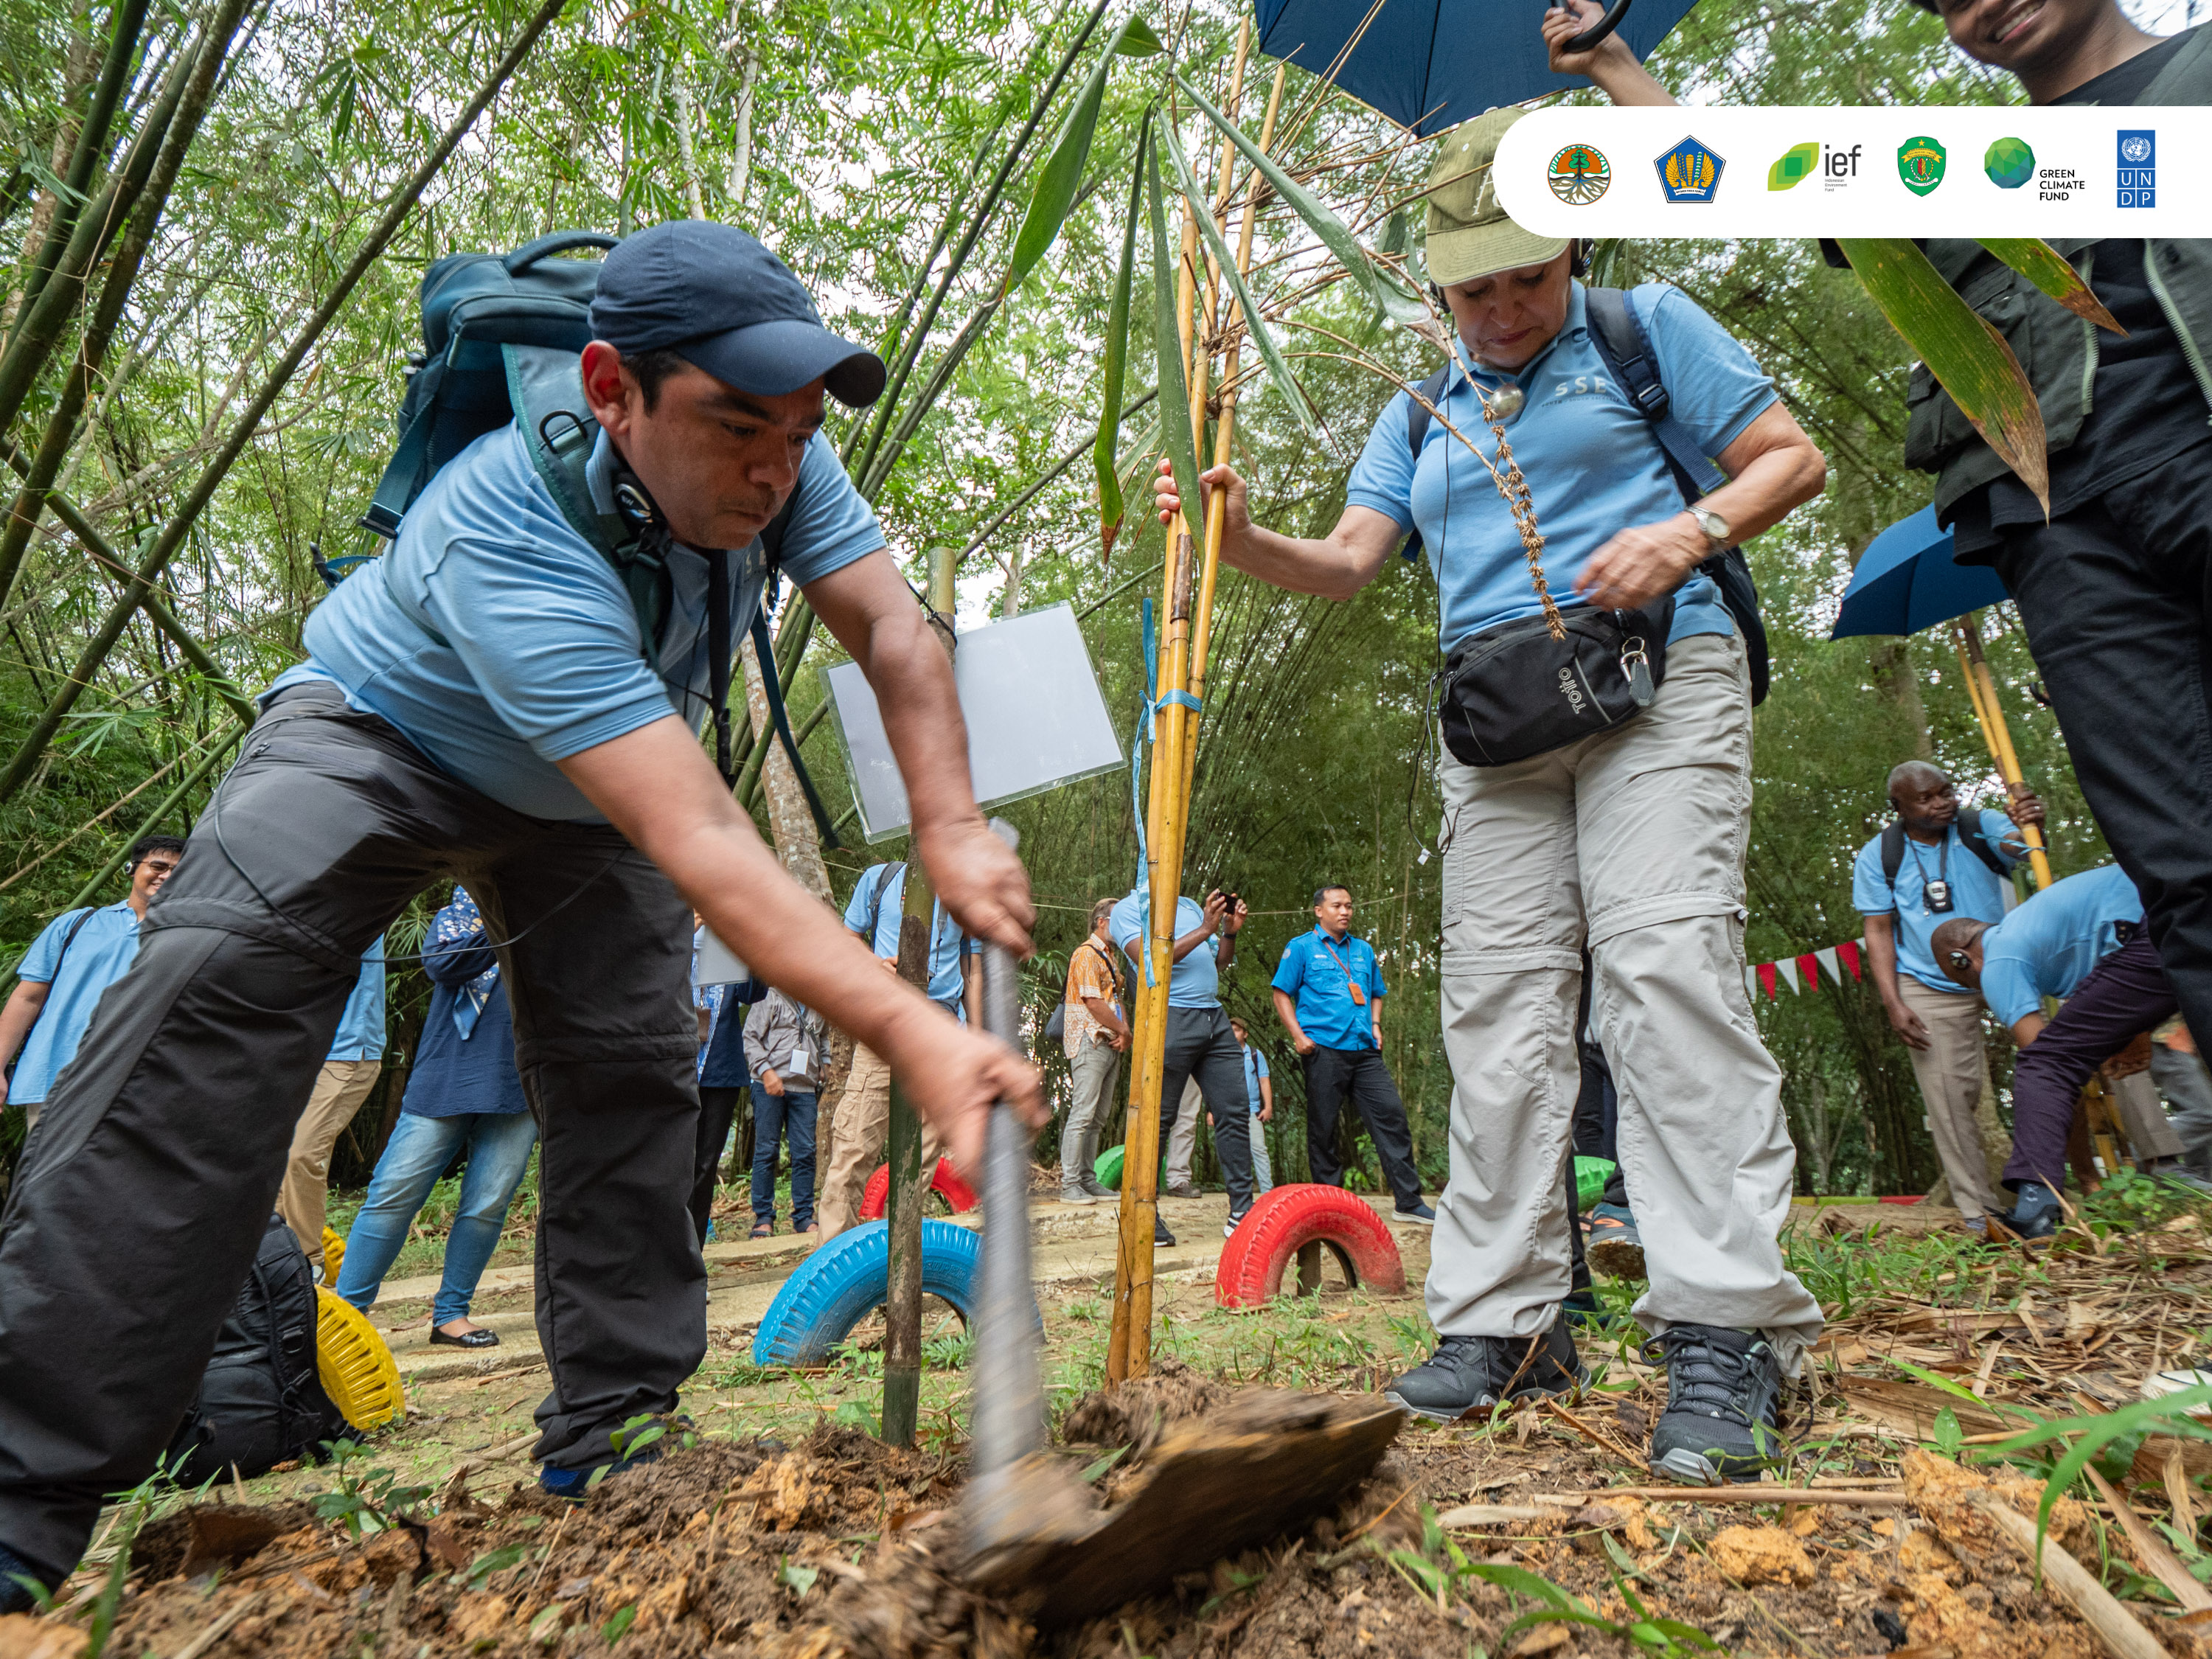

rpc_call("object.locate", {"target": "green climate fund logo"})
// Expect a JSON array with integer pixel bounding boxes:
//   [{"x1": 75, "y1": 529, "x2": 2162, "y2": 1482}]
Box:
[
  {"x1": 1985, "y1": 136, "x2": 2034, "y2": 189},
  {"x1": 1898, "y1": 136, "x2": 1947, "y2": 195},
  {"x1": 1768, "y1": 142, "x2": 1819, "y2": 190}
]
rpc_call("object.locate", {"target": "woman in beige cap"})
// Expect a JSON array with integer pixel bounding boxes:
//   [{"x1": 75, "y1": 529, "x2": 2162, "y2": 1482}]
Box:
[{"x1": 1154, "y1": 104, "x2": 1826, "y2": 1481}]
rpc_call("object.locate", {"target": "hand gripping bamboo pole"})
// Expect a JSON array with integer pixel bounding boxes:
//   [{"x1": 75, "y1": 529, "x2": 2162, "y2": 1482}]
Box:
[{"x1": 1952, "y1": 612, "x2": 2053, "y2": 889}]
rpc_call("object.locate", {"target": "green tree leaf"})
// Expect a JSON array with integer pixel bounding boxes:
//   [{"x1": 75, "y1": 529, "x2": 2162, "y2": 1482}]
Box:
[
  {"x1": 1836, "y1": 237, "x2": 2049, "y2": 515},
  {"x1": 1973, "y1": 239, "x2": 2124, "y2": 333},
  {"x1": 1095, "y1": 130, "x2": 1146, "y2": 554},
  {"x1": 1145, "y1": 113, "x2": 1205, "y2": 549},
  {"x1": 1153, "y1": 113, "x2": 1316, "y2": 436}
]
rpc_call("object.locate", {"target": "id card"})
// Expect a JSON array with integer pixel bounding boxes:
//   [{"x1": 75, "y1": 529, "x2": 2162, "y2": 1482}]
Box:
[{"x1": 790, "y1": 1045, "x2": 810, "y2": 1074}]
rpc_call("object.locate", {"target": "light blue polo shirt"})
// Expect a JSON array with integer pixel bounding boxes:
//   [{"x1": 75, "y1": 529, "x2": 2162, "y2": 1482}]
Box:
[
  {"x1": 1109, "y1": 891, "x2": 1219, "y2": 1009},
  {"x1": 1852, "y1": 810, "x2": 2025, "y2": 994},
  {"x1": 1980, "y1": 864, "x2": 2144, "y2": 1029},
  {"x1": 843, "y1": 863, "x2": 978, "y2": 1008},
  {"x1": 1346, "y1": 282, "x2": 1775, "y2": 651},
  {"x1": 1272, "y1": 926, "x2": 1386, "y2": 1051},
  {"x1": 1241, "y1": 1044, "x2": 1269, "y2": 1114},
  {"x1": 9, "y1": 901, "x2": 142, "y2": 1104},
  {"x1": 328, "y1": 939, "x2": 387, "y2": 1062},
  {"x1": 267, "y1": 423, "x2": 882, "y2": 822}
]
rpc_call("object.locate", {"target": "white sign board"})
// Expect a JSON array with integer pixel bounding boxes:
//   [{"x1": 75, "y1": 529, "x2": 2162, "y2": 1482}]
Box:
[
  {"x1": 692, "y1": 926, "x2": 753, "y2": 988},
  {"x1": 824, "y1": 602, "x2": 1124, "y2": 843}
]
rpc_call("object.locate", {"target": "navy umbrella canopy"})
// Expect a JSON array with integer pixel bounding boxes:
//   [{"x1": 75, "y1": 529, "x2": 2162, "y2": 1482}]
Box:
[{"x1": 1255, "y1": 0, "x2": 1705, "y2": 137}]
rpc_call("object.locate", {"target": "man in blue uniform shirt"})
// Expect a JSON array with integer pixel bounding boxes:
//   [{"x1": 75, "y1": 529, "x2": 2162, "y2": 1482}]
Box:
[
  {"x1": 0, "y1": 222, "x2": 1040, "y2": 1603},
  {"x1": 1271, "y1": 885, "x2": 1430, "y2": 1222},
  {"x1": 1853, "y1": 761, "x2": 2042, "y2": 1232},
  {"x1": 1934, "y1": 864, "x2": 2205, "y2": 1237}
]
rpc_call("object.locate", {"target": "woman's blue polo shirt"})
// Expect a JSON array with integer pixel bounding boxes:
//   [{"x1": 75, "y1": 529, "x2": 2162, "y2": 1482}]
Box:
[{"x1": 1345, "y1": 282, "x2": 1777, "y2": 653}]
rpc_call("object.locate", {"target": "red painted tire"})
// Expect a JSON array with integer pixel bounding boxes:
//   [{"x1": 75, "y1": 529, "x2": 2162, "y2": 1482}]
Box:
[
  {"x1": 858, "y1": 1158, "x2": 980, "y2": 1221},
  {"x1": 1214, "y1": 1183, "x2": 1408, "y2": 1309}
]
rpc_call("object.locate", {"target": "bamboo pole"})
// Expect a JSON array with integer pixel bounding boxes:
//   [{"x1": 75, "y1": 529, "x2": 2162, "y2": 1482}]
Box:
[
  {"x1": 1105, "y1": 36, "x2": 1274, "y2": 1385},
  {"x1": 1952, "y1": 613, "x2": 2052, "y2": 889},
  {"x1": 883, "y1": 546, "x2": 957, "y2": 1441}
]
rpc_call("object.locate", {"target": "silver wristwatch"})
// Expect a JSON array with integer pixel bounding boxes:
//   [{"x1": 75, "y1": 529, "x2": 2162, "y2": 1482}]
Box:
[{"x1": 1688, "y1": 506, "x2": 1732, "y2": 548}]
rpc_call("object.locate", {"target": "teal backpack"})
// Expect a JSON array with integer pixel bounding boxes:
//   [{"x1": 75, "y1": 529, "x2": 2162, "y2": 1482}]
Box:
[{"x1": 353, "y1": 230, "x2": 836, "y2": 843}]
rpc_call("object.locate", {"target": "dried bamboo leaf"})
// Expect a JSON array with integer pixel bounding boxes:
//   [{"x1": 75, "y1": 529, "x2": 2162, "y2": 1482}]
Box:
[{"x1": 1975, "y1": 238, "x2": 2124, "y2": 333}]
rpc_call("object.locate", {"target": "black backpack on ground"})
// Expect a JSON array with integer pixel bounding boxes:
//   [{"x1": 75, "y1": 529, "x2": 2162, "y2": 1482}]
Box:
[
  {"x1": 1879, "y1": 816, "x2": 2009, "y2": 887},
  {"x1": 349, "y1": 230, "x2": 838, "y2": 844},
  {"x1": 161, "y1": 1214, "x2": 348, "y2": 1486},
  {"x1": 1401, "y1": 285, "x2": 1772, "y2": 706}
]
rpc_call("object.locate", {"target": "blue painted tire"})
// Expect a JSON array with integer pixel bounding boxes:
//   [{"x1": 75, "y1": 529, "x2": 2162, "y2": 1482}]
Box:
[{"x1": 751, "y1": 1218, "x2": 982, "y2": 1367}]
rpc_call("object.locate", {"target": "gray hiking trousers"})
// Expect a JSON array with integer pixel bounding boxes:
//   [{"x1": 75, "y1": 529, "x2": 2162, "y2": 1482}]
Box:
[{"x1": 0, "y1": 684, "x2": 706, "y2": 1576}]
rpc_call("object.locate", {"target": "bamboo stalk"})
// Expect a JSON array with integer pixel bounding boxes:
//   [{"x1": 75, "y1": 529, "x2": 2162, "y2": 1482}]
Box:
[
  {"x1": 1955, "y1": 613, "x2": 2052, "y2": 888},
  {"x1": 0, "y1": 0, "x2": 571, "y2": 807}
]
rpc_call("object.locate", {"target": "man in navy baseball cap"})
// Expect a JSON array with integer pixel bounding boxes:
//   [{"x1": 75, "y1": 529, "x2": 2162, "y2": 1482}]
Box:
[{"x1": 591, "y1": 220, "x2": 886, "y2": 408}]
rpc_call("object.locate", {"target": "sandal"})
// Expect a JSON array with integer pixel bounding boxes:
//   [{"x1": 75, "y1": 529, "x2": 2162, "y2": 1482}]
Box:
[{"x1": 749, "y1": 1221, "x2": 774, "y2": 1240}]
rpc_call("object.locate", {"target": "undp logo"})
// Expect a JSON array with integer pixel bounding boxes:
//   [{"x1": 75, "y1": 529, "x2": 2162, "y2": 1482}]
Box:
[{"x1": 2118, "y1": 129, "x2": 2156, "y2": 207}]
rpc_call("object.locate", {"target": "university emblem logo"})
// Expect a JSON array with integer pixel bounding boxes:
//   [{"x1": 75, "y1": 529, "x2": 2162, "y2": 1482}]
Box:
[
  {"x1": 1768, "y1": 142, "x2": 1819, "y2": 190},
  {"x1": 1898, "y1": 136, "x2": 1947, "y2": 195},
  {"x1": 1654, "y1": 136, "x2": 1725, "y2": 204},
  {"x1": 1547, "y1": 144, "x2": 1611, "y2": 205}
]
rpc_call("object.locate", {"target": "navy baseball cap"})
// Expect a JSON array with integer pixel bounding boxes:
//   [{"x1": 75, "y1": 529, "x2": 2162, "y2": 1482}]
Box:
[{"x1": 590, "y1": 222, "x2": 887, "y2": 408}]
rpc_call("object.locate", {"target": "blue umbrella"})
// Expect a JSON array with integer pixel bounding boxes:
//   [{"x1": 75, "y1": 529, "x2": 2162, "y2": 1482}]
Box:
[
  {"x1": 1829, "y1": 504, "x2": 2010, "y2": 641},
  {"x1": 1256, "y1": 0, "x2": 1705, "y2": 137}
]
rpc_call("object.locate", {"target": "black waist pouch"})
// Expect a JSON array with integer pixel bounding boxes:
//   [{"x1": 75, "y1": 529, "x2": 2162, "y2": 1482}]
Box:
[{"x1": 1439, "y1": 597, "x2": 1675, "y2": 768}]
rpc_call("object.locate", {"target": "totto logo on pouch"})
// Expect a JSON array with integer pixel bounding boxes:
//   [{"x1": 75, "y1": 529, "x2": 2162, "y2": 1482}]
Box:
[
  {"x1": 2118, "y1": 130, "x2": 2155, "y2": 206},
  {"x1": 1556, "y1": 667, "x2": 1587, "y2": 714}
]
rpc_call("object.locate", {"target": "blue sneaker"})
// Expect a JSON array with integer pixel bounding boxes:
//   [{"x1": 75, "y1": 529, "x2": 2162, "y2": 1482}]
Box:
[
  {"x1": 1999, "y1": 1180, "x2": 2062, "y2": 1241},
  {"x1": 0, "y1": 1542, "x2": 58, "y2": 1615},
  {"x1": 1562, "y1": 1288, "x2": 1604, "y2": 1326},
  {"x1": 538, "y1": 1444, "x2": 664, "y2": 1500},
  {"x1": 1394, "y1": 1201, "x2": 1437, "y2": 1225},
  {"x1": 1586, "y1": 1202, "x2": 1644, "y2": 1281}
]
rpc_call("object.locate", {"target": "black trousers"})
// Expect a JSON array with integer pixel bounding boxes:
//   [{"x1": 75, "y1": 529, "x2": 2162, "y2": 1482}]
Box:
[
  {"x1": 0, "y1": 687, "x2": 706, "y2": 1577},
  {"x1": 1990, "y1": 467, "x2": 2212, "y2": 1056},
  {"x1": 690, "y1": 1085, "x2": 748, "y2": 1243},
  {"x1": 1301, "y1": 1044, "x2": 1422, "y2": 1209},
  {"x1": 1158, "y1": 1006, "x2": 1253, "y2": 1213},
  {"x1": 2006, "y1": 931, "x2": 2175, "y2": 1190}
]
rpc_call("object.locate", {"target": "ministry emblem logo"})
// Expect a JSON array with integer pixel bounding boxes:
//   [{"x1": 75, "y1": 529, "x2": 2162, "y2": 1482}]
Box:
[
  {"x1": 1547, "y1": 144, "x2": 1611, "y2": 205},
  {"x1": 1655, "y1": 137, "x2": 1725, "y2": 204},
  {"x1": 1898, "y1": 136, "x2": 1946, "y2": 195}
]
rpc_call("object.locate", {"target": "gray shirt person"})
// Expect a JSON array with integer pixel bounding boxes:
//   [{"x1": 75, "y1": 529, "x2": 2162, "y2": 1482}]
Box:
[{"x1": 743, "y1": 989, "x2": 825, "y2": 1093}]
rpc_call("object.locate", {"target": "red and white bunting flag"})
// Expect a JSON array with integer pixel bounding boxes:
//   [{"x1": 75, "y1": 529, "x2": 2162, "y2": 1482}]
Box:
[
  {"x1": 1837, "y1": 939, "x2": 1863, "y2": 980},
  {"x1": 1814, "y1": 945, "x2": 1840, "y2": 985},
  {"x1": 1757, "y1": 961, "x2": 1778, "y2": 1000},
  {"x1": 1795, "y1": 952, "x2": 1820, "y2": 989},
  {"x1": 1776, "y1": 958, "x2": 1801, "y2": 994}
]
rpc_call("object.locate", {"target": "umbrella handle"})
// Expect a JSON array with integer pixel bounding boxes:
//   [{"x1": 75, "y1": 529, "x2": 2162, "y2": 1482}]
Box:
[{"x1": 1551, "y1": 0, "x2": 1634, "y2": 54}]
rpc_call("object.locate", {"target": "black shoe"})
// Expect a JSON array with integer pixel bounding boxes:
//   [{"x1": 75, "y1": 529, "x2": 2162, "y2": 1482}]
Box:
[
  {"x1": 1224, "y1": 1208, "x2": 1251, "y2": 1239},
  {"x1": 1382, "y1": 1326, "x2": 1584, "y2": 1423},
  {"x1": 0, "y1": 1541, "x2": 59, "y2": 1615},
  {"x1": 1154, "y1": 1219, "x2": 1176, "y2": 1247},
  {"x1": 1998, "y1": 1180, "x2": 2062, "y2": 1240},
  {"x1": 1646, "y1": 1324, "x2": 1785, "y2": 1484},
  {"x1": 430, "y1": 1325, "x2": 500, "y2": 1349}
]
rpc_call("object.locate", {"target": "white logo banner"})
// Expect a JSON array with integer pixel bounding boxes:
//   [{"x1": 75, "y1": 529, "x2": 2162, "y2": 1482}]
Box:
[{"x1": 1489, "y1": 106, "x2": 2204, "y2": 237}]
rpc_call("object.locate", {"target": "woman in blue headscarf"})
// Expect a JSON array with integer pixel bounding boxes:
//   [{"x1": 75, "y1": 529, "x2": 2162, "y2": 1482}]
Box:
[{"x1": 335, "y1": 887, "x2": 538, "y2": 1348}]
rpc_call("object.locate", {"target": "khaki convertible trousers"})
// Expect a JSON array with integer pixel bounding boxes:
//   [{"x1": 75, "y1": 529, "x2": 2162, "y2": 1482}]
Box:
[{"x1": 1428, "y1": 633, "x2": 1823, "y2": 1372}]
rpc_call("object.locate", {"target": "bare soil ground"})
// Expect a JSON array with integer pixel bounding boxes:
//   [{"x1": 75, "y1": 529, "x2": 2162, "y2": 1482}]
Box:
[{"x1": 10, "y1": 1185, "x2": 2212, "y2": 1658}]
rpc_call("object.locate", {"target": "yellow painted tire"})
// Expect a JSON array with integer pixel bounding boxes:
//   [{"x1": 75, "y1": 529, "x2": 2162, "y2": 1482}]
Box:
[
  {"x1": 316, "y1": 1285, "x2": 405, "y2": 1431},
  {"x1": 321, "y1": 1226, "x2": 346, "y2": 1284}
]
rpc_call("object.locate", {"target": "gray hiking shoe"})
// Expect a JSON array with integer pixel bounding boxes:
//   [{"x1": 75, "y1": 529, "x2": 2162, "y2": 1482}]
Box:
[
  {"x1": 1646, "y1": 1325, "x2": 1785, "y2": 1484},
  {"x1": 1585, "y1": 1201, "x2": 1645, "y2": 1281},
  {"x1": 1382, "y1": 1325, "x2": 1585, "y2": 1423},
  {"x1": 1997, "y1": 1180, "x2": 2062, "y2": 1241}
]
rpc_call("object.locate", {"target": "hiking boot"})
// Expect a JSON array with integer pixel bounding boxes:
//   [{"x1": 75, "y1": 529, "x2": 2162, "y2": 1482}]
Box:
[
  {"x1": 1998, "y1": 1180, "x2": 2062, "y2": 1240},
  {"x1": 1394, "y1": 1200, "x2": 1437, "y2": 1225},
  {"x1": 1059, "y1": 1186, "x2": 1098, "y2": 1206},
  {"x1": 1585, "y1": 1202, "x2": 1645, "y2": 1281},
  {"x1": 1154, "y1": 1217, "x2": 1176, "y2": 1247},
  {"x1": 539, "y1": 1443, "x2": 664, "y2": 1500},
  {"x1": 1382, "y1": 1326, "x2": 1585, "y2": 1423},
  {"x1": 1645, "y1": 1325, "x2": 1785, "y2": 1484},
  {"x1": 1163, "y1": 1181, "x2": 1200, "y2": 1200}
]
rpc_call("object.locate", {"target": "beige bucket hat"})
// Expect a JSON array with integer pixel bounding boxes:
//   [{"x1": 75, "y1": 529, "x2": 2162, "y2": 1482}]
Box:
[{"x1": 1425, "y1": 105, "x2": 1570, "y2": 288}]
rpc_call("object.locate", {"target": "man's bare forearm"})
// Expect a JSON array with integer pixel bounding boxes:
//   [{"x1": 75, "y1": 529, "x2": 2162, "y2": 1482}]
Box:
[{"x1": 1863, "y1": 917, "x2": 1905, "y2": 1004}]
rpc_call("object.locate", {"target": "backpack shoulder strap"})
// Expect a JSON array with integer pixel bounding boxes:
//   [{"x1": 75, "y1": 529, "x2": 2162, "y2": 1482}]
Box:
[
  {"x1": 1582, "y1": 286, "x2": 1728, "y2": 501},
  {"x1": 1881, "y1": 820, "x2": 1906, "y2": 886},
  {"x1": 863, "y1": 862, "x2": 908, "y2": 950},
  {"x1": 1399, "y1": 365, "x2": 1455, "y2": 563},
  {"x1": 1955, "y1": 811, "x2": 2010, "y2": 877},
  {"x1": 43, "y1": 905, "x2": 99, "y2": 982}
]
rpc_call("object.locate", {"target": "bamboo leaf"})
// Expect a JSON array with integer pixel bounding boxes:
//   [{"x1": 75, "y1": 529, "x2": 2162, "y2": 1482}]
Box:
[
  {"x1": 1116, "y1": 18, "x2": 1164, "y2": 52},
  {"x1": 1145, "y1": 114, "x2": 1205, "y2": 549},
  {"x1": 1095, "y1": 128, "x2": 1145, "y2": 555},
  {"x1": 1153, "y1": 114, "x2": 1316, "y2": 437},
  {"x1": 1173, "y1": 68, "x2": 1384, "y2": 316},
  {"x1": 1837, "y1": 237, "x2": 2049, "y2": 516},
  {"x1": 1004, "y1": 13, "x2": 1155, "y2": 293},
  {"x1": 1974, "y1": 238, "x2": 2124, "y2": 333}
]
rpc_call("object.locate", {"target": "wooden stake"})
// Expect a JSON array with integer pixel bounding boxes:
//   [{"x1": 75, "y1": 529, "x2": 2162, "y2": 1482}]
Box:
[
  {"x1": 1952, "y1": 613, "x2": 2052, "y2": 889},
  {"x1": 883, "y1": 546, "x2": 957, "y2": 1441}
]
